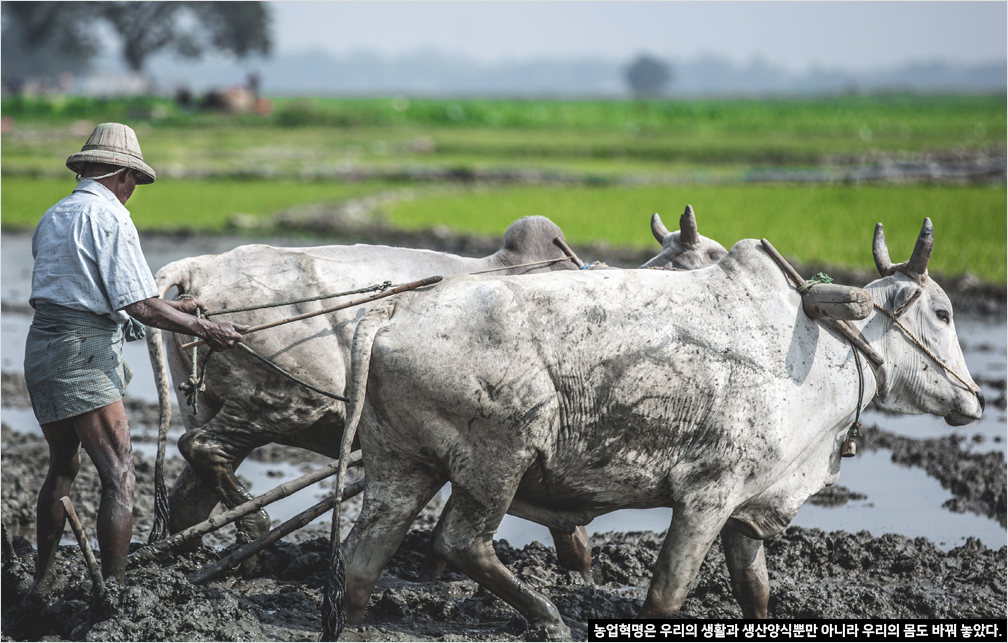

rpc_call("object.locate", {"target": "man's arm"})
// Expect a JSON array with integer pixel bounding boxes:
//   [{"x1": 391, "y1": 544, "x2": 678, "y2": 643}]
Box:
[{"x1": 123, "y1": 297, "x2": 246, "y2": 351}]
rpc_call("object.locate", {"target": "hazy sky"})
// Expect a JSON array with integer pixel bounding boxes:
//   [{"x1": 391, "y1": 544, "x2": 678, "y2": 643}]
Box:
[{"x1": 271, "y1": 1, "x2": 1006, "y2": 72}]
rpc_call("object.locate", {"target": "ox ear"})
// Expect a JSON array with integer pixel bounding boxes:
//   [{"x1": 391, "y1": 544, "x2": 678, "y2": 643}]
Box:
[{"x1": 889, "y1": 282, "x2": 923, "y2": 318}]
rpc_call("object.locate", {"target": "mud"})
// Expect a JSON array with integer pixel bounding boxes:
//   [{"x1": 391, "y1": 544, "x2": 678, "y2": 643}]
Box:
[
  {"x1": 3, "y1": 522, "x2": 1005, "y2": 642},
  {"x1": 2, "y1": 418, "x2": 1005, "y2": 641}
]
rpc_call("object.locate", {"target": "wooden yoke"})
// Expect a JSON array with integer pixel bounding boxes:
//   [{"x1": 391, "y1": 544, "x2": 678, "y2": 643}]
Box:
[{"x1": 760, "y1": 239, "x2": 883, "y2": 368}]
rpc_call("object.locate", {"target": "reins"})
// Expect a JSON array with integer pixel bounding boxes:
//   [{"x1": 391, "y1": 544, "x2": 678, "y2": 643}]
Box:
[{"x1": 174, "y1": 239, "x2": 584, "y2": 410}]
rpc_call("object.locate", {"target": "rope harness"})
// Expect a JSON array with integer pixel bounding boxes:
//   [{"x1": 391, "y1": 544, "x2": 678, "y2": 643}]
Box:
[
  {"x1": 872, "y1": 303, "x2": 980, "y2": 396},
  {"x1": 178, "y1": 283, "x2": 397, "y2": 409},
  {"x1": 797, "y1": 272, "x2": 834, "y2": 293}
]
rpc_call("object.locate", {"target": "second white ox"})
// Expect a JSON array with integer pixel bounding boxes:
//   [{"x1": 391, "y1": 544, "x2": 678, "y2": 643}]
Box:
[{"x1": 327, "y1": 219, "x2": 982, "y2": 638}]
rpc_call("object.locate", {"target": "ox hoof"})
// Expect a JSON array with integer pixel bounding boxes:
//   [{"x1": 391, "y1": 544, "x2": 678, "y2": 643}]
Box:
[{"x1": 525, "y1": 621, "x2": 571, "y2": 641}]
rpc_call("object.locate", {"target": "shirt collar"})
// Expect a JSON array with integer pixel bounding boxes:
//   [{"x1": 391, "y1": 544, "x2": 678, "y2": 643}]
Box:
[{"x1": 73, "y1": 179, "x2": 132, "y2": 216}]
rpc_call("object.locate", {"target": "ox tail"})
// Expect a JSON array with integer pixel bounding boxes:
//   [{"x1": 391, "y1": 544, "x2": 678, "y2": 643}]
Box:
[
  {"x1": 145, "y1": 260, "x2": 192, "y2": 544},
  {"x1": 146, "y1": 327, "x2": 173, "y2": 543},
  {"x1": 321, "y1": 302, "x2": 393, "y2": 641}
]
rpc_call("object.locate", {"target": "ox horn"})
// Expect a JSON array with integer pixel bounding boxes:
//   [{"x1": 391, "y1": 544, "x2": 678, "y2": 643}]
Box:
[
  {"x1": 872, "y1": 222, "x2": 894, "y2": 277},
  {"x1": 651, "y1": 212, "x2": 670, "y2": 243},
  {"x1": 679, "y1": 205, "x2": 700, "y2": 246},
  {"x1": 905, "y1": 217, "x2": 934, "y2": 277}
]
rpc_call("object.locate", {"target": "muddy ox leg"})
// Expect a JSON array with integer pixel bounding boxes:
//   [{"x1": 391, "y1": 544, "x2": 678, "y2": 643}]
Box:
[
  {"x1": 343, "y1": 467, "x2": 444, "y2": 625},
  {"x1": 168, "y1": 463, "x2": 228, "y2": 534},
  {"x1": 638, "y1": 506, "x2": 727, "y2": 618},
  {"x1": 720, "y1": 525, "x2": 769, "y2": 618},
  {"x1": 176, "y1": 422, "x2": 271, "y2": 560},
  {"x1": 552, "y1": 526, "x2": 592, "y2": 583},
  {"x1": 418, "y1": 495, "x2": 451, "y2": 582},
  {"x1": 421, "y1": 503, "x2": 592, "y2": 585},
  {"x1": 430, "y1": 487, "x2": 570, "y2": 640}
]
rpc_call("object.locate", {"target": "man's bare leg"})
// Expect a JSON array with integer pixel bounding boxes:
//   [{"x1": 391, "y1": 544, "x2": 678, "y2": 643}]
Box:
[
  {"x1": 29, "y1": 419, "x2": 82, "y2": 598},
  {"x1": 72, "y1": 401, "x2": 135, "y2": 584}
]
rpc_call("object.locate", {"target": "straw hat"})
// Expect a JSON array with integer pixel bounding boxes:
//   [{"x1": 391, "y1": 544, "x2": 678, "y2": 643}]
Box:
[{"x1": 66, "y1": 122, "x2": 156, "y2": 184}]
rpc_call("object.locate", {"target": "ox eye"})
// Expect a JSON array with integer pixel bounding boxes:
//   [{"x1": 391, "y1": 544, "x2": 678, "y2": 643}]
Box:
[{"x1": 936, "y1": 309, "x2": 950, "y2": 324}]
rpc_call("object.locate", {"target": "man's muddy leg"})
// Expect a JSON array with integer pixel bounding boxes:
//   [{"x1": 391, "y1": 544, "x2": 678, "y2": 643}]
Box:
[
  {"x1": 73, "y1": 401, "x2": 135, "y2": 585},
  {"x1": 30, "y1": 419, "x2": 82, "y2": 598}
]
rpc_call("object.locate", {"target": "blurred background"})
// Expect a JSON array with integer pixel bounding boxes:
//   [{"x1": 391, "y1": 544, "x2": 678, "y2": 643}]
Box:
[
  {"x1": 1, "y1": 0, "x2": 1005, "y2": 282},
  {"x1": 1, "y1": 1, "x2": 1006, "y2": 551}
]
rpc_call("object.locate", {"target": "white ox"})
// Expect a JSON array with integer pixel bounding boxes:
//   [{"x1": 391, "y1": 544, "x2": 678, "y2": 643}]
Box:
[
  {"x1": 150, "y1": 211, "x2": 722, "y2": 566},
  {"x1": 326, "y1": 219, "x2": 982, "y2": 639}
]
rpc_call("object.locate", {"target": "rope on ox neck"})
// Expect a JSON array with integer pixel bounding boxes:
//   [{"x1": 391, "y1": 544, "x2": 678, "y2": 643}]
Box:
[
  {"x1": 872, "y1": 303, "x2": 980, "y2": 397},
  {"x1": 844, "y1": 340, "x2": 865, "y2": 455},
  {"x1": 797, "y1": 272, "x2": 833, "y2": 293}
]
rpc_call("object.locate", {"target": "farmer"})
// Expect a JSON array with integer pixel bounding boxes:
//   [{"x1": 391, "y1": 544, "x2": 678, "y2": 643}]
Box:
[{"x1": 24, "y1": 123, "x2": 246, "y2": 596}]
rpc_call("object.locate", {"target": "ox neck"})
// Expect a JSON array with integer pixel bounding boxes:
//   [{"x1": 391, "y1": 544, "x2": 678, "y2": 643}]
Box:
[{"x1": 846, "y1": 301, "x2": 890, "y2": 401}]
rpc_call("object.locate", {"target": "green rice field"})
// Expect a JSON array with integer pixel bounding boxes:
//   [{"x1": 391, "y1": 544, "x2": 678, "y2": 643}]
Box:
[
  {"x1": 2, "y1": 95, "x2": 1004, "y2": 282},
  {"x1": 2, "y1": 177, "x2": 1003, "y2": 282}
]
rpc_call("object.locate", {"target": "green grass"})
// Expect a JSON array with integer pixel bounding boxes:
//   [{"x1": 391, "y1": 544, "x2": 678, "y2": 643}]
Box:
[
  {"x1": 383, "y1": 183, "x2": 1007, "y2": 282},
  {"x1": 0, "y1": 177, "x2": 396, "y2": 231}
]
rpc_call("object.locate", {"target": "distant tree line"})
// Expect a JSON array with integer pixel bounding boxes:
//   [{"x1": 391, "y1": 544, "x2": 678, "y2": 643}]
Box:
[{"x1": 1, "y1": 1, "x2": 271, "y2": 92}]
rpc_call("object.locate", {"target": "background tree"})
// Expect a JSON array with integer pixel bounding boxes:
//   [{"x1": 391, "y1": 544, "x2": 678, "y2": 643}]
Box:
[
  {"x1": 1, "y1": 2, "x2": 101, "y2": 91},
  {"x1": 1, "y1": 1, "x2": 271, "y2": 87},
  {"x1": 625, "y1": 53, "x2": 672, "y2": 98},
  {"x1": 100, "y1": 1, "x2": 272, "y2": 73}
]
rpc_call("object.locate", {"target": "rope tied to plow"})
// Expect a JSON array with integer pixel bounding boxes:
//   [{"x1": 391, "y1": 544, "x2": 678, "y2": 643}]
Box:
[{"x1": 176, "y1": 294, "x2": 211, "y2": 414}]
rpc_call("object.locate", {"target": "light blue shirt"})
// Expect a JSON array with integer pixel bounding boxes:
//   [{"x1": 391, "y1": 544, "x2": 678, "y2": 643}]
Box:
[{"x1": 30, "y1": 179, "x2": 158, "y2": 325}]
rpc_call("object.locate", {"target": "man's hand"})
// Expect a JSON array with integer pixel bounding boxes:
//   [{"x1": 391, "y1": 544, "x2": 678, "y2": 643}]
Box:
[
  {"x1": 169, "y1": 297, "x2": 206, "y2": 316},
  {"x1": 199, "y1": 319, "x2": 248, "y2": 351},
  {"x1": 122, "y1": 297, "x2": 248, "y2": 351}
]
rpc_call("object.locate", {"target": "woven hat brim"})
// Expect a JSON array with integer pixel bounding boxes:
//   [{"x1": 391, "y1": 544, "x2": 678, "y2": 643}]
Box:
[{"x1": 66, "y1": 150, "x2": 156, "y2": 184}]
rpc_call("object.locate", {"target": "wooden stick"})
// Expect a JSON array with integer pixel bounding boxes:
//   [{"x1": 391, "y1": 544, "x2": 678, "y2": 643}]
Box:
[
  {"x1": 760, "y1": 239, "x2": 884, "y2": 367},
  {"x1": 188, "y1": 478, "x2": 365, "y2": 585},
  {"x1": 129, "y1": 451, "x2": 364, "y2": 566},
  {"x1": 181, "y1": 276, "x2": 442, "y2": 350},
  {"x1": 552, "y1": 236, "x2": 585, "y2": 268},
  {"x1": 59, "y1": 497, "x2": 107, "y2": 598}
]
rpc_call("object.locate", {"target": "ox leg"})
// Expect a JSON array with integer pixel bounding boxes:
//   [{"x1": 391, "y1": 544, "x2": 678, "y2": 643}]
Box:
[
  {"x1": 638, "y1": 507, "x2": 726, "y2": 618},
  {"x1": 343, "y1": 469, "x2": 444, "y2": 626},
  {"x1": 168, "y1": 463, "x2": 226, "y2": 538},
  {"x1": 176, "y1": 426, "x2": 271, "y2": 565},
  {"x1": 720, "y1": 525, "x2": 769, "y2": 618},
  {"x1": 551, "y1": 526, "x2": 592, "y2": 583},
  {"x1": 418, "y1": 494, "x2": 451, "y2": 582},
  {"x1": 431, "y1": 489, "x2": 570, "y2": 640}
]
